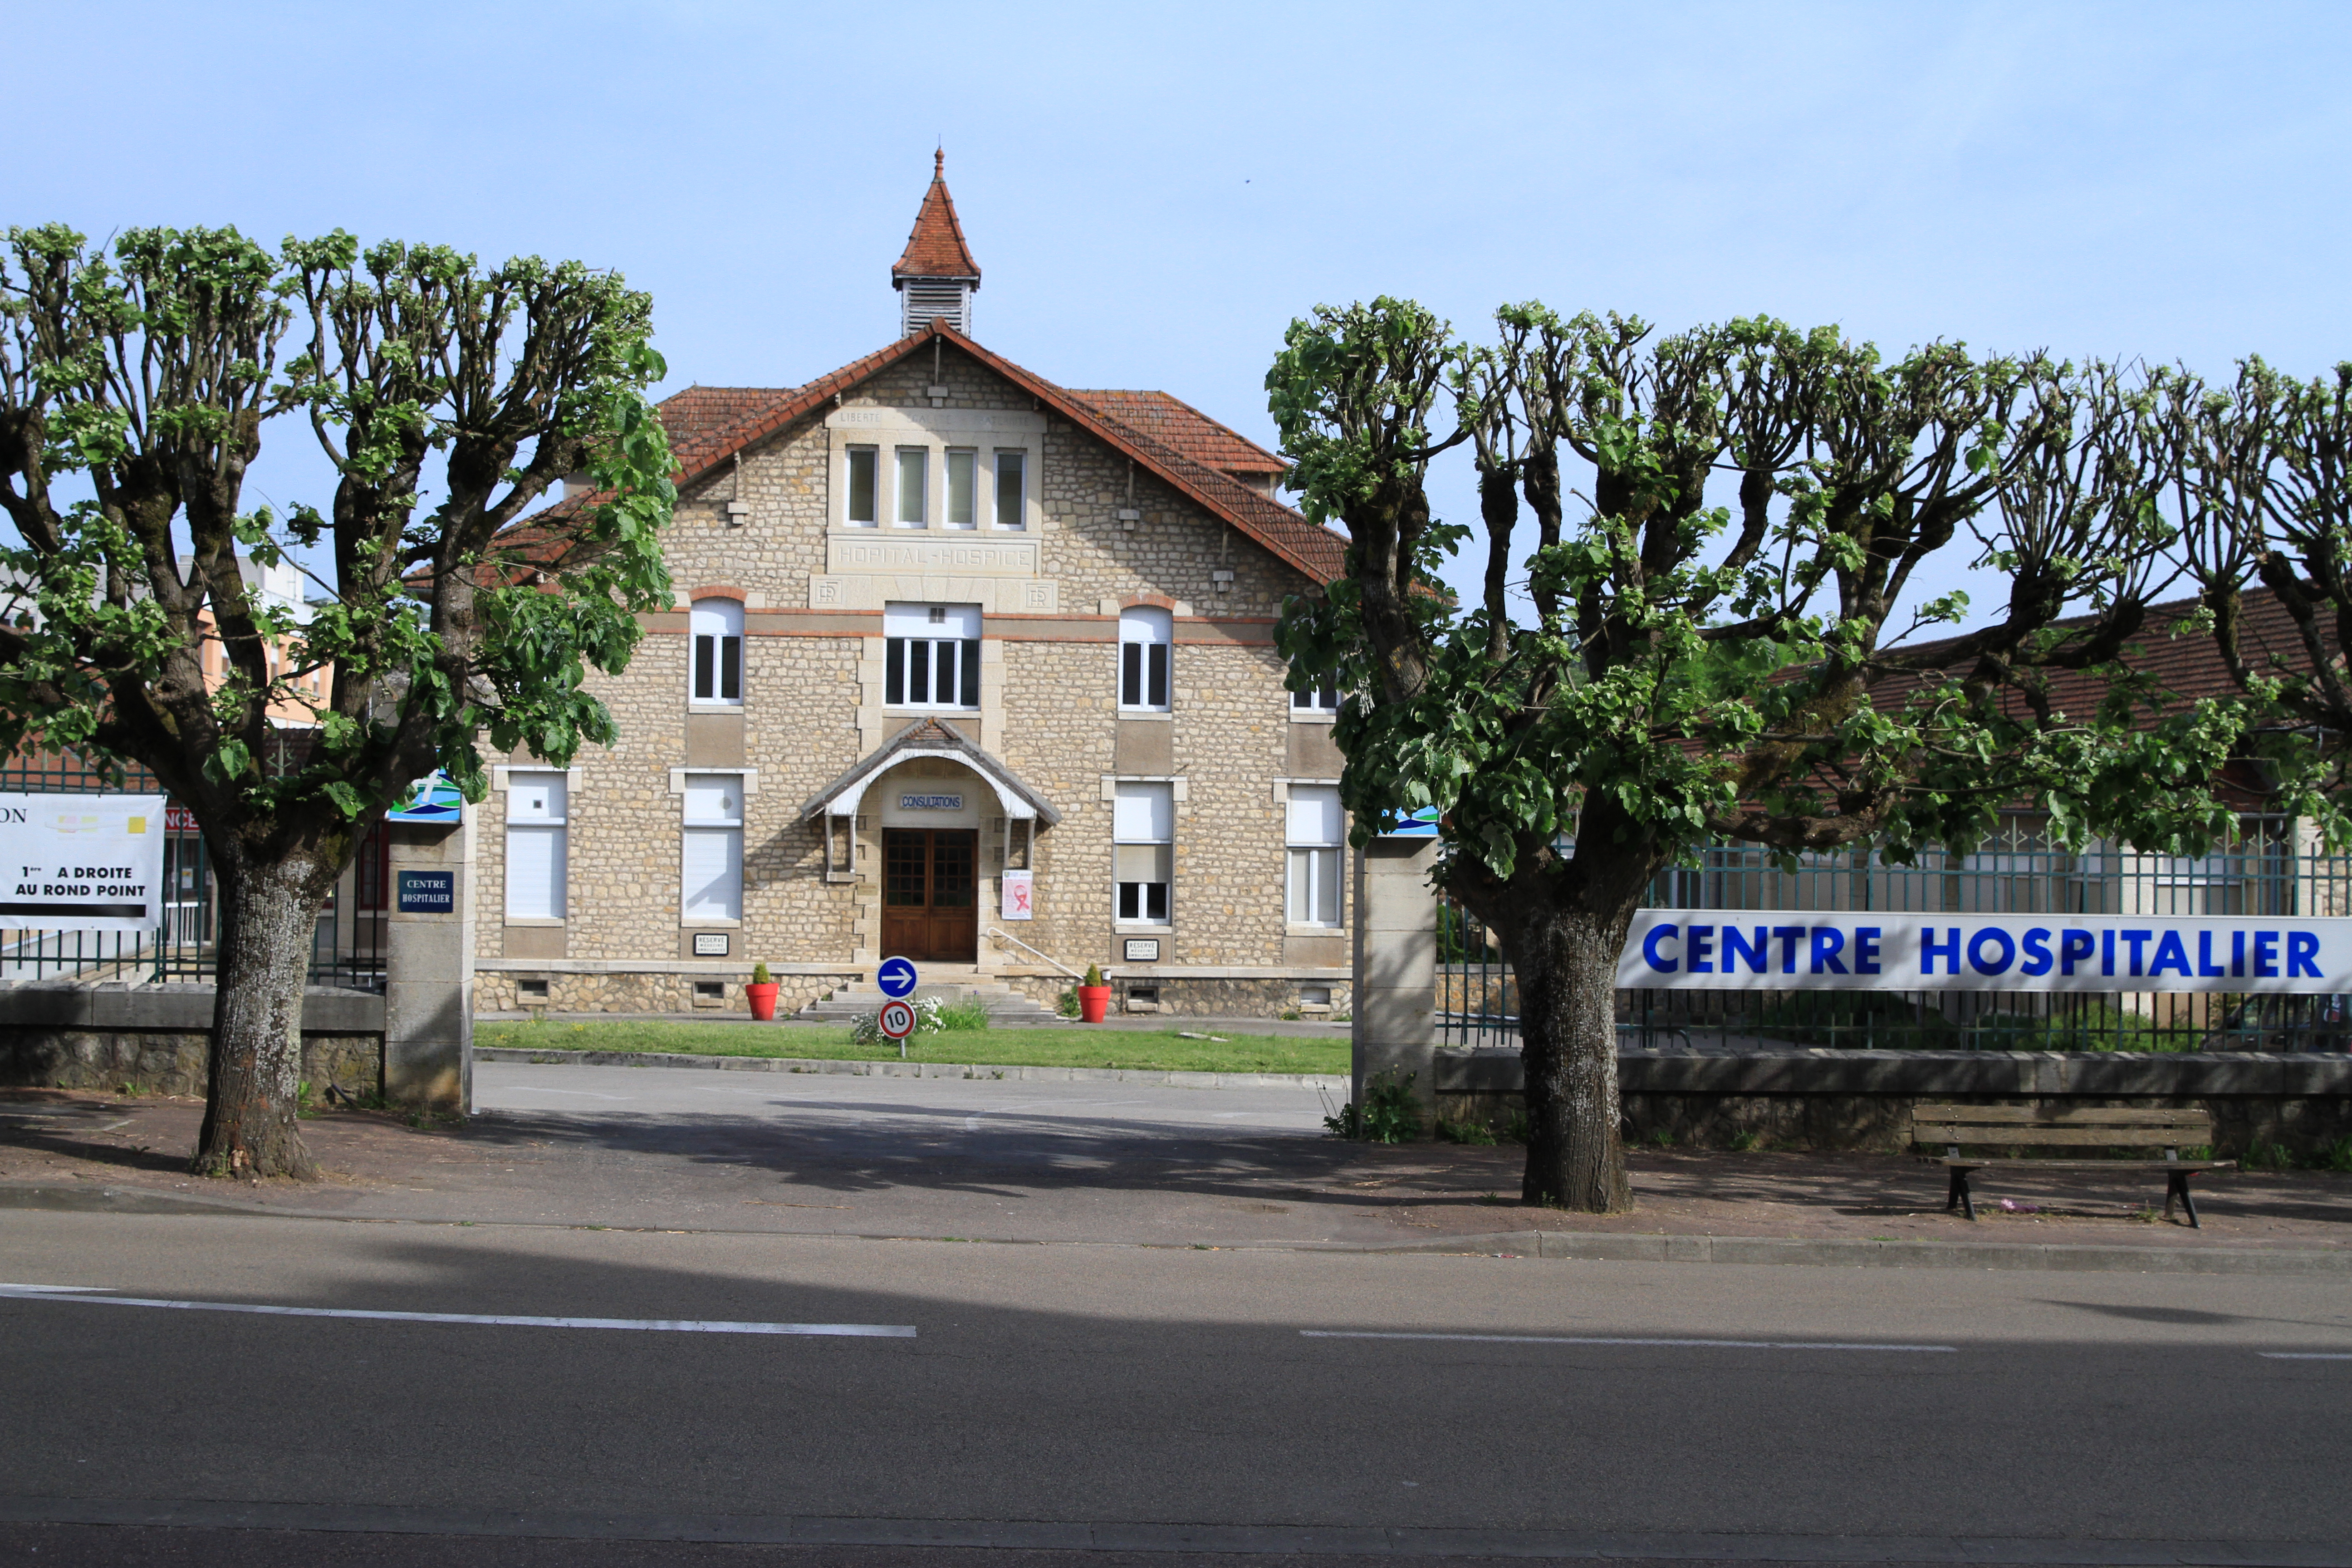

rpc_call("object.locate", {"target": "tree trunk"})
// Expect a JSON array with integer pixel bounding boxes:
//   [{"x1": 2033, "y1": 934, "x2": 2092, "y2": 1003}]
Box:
[
  {"x1": 192, "y1": 845, "x2": 335, "y2": 1180},
  {"x1": 1514, "y1": 906, "x2": 1635, "y2": 1212}
]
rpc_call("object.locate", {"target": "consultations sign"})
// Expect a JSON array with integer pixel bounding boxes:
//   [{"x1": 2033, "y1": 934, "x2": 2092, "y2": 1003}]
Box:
[
  {"x1": 0, "y1": 793, "x2": 169, "y2": 934},
  {"x1": 1619, "y1": 911, "x2": 2352, "y2": 995}
]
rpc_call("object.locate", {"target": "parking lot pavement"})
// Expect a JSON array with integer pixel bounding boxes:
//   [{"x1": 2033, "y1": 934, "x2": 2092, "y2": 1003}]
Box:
[{"x1": 475, "y1": 1059, "x2": 1338, "y2": 1135}]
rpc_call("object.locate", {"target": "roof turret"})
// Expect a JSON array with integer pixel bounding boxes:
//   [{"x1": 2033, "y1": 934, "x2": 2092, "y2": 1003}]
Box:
[{"x1": 892, "y1": 151, "x2": 980, "y2": 336}]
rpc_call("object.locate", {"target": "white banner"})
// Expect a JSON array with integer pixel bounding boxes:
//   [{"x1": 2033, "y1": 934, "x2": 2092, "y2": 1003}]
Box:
[
  {"x1": 1618, "y1": 910, "x2": 2352, "y2": 995},
  {"x1": 0, "y1": 793, "x2": 170, "y2": 934}
]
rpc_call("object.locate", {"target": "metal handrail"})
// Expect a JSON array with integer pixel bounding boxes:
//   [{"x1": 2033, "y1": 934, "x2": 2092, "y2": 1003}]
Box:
[{"x1": 985, "y1": 926, "x2": 1086, "y2": 980}]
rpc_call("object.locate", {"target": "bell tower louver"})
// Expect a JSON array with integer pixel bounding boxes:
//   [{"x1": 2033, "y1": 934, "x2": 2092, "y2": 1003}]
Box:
[{"x1": 892, "y1": 151, "x2": 982, "y2": 337}]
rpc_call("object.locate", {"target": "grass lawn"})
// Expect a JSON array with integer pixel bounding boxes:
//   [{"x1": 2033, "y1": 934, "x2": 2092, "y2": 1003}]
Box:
[{"x1": 474, "y1": 1018, "x2": 1349, "y2": 1076}]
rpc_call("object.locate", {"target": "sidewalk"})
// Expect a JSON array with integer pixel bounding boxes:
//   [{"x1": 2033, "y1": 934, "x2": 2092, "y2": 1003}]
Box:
[{"x1": 3, "y1": 1074, "x2": 2347, "y2": 1273}]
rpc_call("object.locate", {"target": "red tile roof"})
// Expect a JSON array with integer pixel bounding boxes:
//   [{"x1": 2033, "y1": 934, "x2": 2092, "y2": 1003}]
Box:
[
  {"x1": 483, "y1": 321, "x2": 1347, "y2": 586},
  {"x1": 654, "y1": 385, "x2": 801, "y2": 463},
  {"x1": 1882, "y1": 581, "x2": 2329, "y2": 718},
  {"x1": 892, "y1": 151, "x2": 981, "y2": 284},
  {"x1": 1065, "y1": 390, "x2": 1285, "y2": 479}
]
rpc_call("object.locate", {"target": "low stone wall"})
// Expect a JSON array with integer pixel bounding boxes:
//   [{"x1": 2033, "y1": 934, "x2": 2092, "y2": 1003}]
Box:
[
  {"x1": 0, "y1": 982, "x2": 387, "y2": 1101},
  {"x1": 1002, "y1": 974, "x2": 1350, "y2": 1018},
  {"x1": 476, "y1": 967, "x2": 862, "y2": 1018},
  {"x1": 1433, "y1": 1049, "x2": 2352, "y2": 1159}
]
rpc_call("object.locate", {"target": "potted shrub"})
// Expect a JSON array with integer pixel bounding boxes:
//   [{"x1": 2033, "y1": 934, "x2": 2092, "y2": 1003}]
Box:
[
  {"x1": 746, "y1": 961, "x2": 780, "y2": 1022},
  {"x1": 1077, "y1": 963, "x2": 1112, "y2": 1024}
]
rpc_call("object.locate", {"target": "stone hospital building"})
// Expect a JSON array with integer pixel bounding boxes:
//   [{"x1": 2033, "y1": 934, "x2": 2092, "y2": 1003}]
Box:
[{"x1": 472, "y1": 158, "x2": 1354, "y2": 1018}]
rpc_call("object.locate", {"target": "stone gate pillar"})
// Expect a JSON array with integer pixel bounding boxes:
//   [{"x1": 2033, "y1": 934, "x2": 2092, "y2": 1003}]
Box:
[
  {"x1": 1351, "y1": 836, "x2": 1439, "y2": 1124},
  {"x1": 383, "y1": 805, "x2": 475, "y2": 1112}
]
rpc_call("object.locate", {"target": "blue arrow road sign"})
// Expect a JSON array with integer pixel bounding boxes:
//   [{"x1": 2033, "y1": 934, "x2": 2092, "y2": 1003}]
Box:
[{"x1": 877, "y1": 956, "x2": 920, "y2": 999}]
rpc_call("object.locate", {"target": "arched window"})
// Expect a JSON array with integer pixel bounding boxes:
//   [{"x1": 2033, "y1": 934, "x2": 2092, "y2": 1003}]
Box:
[
  {"x1": 691, "y1": 598, "x2": 744, "y2": 705},
  {"x1": 1119, "y1": 605, "x2": 1171, "y2": 710}
]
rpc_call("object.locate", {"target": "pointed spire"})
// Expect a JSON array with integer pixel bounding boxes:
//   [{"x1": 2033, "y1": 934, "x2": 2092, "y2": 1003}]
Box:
[{"x1": 892, "y1": 151, "x2": 981, "y2": 285}]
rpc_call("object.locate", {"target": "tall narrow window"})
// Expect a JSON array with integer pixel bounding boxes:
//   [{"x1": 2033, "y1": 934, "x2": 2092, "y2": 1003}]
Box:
[
  {"x1": 505, "y1": 770, "x2": 568, "y2": 921},
  {"x1": 945, "y1": 449, "x2": 977, "y2": 529},
  {"x1": 690, "y1": 598, "x2": 743, "y2": 705},
  {"x1": 1119, "y1": 605, "x2": 1172, "y2": 710},
  {"x1": 845, "y1": 446, "x2": 878, "y2": 525},
  {"x1": 883, "y1": 603, "x2": 981, "y2": 710},
  {"x1": 1114, "y1": 781, "x2": 1174, "y2": 925},
  {"x1": 681, "y1": 772, "x2": 744, "y2": 923},
  {"x1": 1286, "y1": 785, "x2": 1344, "y2": 927},
  {"x1": 994, "y1": 450, "x2": 1026, "y2": 529},
  {"x1": 895, "y1": 446, "x2": 928, "y2": 526}
]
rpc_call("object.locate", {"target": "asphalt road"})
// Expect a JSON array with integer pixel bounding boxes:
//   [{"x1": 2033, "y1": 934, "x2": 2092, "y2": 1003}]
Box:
[{"x1": 3, "y1": 1209, "x2": 2349, "y2": 1566}]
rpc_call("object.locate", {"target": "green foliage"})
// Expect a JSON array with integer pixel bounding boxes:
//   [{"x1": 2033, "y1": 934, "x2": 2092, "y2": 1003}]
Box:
[
  {"x1": 2323, "y1": 1134, "x2": 2352, "y2": 1174},
  {"x1": 0, "y1": 222, "x2": 674, "y2": 831},
  {"x1": 2242, "y1": 1138, "x2": 2300, "y2": 1173},
  {"x1": 1434, "y1": 1116, "x2": 1498, "y2": 1145},
  {"x1": 750, "y1": 962, "x2": 772, "y2": 985},
  {"x1": 1082, "y1": 964, "x2": 1104, "y2": 987},
  {"x1": 1322, "y1": 1070, "x2": 1421, "y2": 1142},
  {"x1": 1267, "y1": 299, "x2": 2239, "y2": 891},
  {"x1": 1056, "y1": 987, "x2": 1078, "y2": 1018},
  {"x1": 935, "y1": 998, "x2": 993, "y2": 1031}
]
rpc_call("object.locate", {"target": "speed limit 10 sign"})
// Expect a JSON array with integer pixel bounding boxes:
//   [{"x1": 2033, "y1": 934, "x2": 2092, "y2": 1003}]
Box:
[{"x1": 877, "y1": 999, "x2": 918, "y2": 1040}]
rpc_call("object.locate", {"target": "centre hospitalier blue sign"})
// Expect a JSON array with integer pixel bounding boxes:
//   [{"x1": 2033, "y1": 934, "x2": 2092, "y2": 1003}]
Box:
[
  {"x1": 1618, "y1": 911, "x2": 2352, "y2": 995},
  {"x1": 395, "y1": 870, "x2": 455, "y2": 915}
]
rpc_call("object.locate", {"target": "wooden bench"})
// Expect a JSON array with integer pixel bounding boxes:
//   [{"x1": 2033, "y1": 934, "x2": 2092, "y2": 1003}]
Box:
[{"x1": 1910, "y1": 1105, "x2": 2234, "y2": 1228}]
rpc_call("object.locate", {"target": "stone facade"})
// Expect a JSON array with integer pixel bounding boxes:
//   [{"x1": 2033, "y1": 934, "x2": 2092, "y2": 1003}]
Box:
[{"x1": 476, "y1": 332, "x2": 1352, "y2": 1019}]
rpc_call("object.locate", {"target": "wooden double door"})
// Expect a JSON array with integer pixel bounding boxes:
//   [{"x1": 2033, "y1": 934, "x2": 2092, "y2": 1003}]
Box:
[{"x1": 880, "y1": 828, "x2": 978, "y2": 962}]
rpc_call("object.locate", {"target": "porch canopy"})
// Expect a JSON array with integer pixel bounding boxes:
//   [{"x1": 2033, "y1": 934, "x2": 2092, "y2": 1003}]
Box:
[{"x1": 797, "y1": 716, "x2": 1063, "y2": 826}]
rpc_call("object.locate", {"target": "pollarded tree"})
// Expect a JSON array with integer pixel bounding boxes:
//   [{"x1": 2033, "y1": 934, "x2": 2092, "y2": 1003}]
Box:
[
  {"x1": 1271, "y1": 301, "x2": 2243, "y2": 1210},
  {"x1": 2180, "y1": 358, "x2": 2352, "y2": 802},
  {"x1": 0, "y1": 226, "x2": 674, "y2": 1178}
]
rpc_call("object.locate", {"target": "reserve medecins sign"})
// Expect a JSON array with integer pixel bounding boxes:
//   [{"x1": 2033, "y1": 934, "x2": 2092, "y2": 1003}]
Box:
[
  {"x1": 0, "y1": 793, "x2": 168, "y2": 933},
  {"x1": 1620, "y1": 910, "x2": 2352, "y2": 995}
]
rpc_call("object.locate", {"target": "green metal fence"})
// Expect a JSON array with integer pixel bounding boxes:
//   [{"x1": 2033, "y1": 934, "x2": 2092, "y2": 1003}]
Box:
[
  {"x1": 1, "y1": 745, "x2": 386, "y2": 990},
  {"x1": 1438, "y1": 816, "x2": 2352, "y2": 1053}
]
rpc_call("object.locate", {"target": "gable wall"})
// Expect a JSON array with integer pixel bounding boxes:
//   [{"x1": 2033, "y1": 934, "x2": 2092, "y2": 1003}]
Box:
[{"x1": 474, "y1": 342, "x2": 1350, "y2": 1016}]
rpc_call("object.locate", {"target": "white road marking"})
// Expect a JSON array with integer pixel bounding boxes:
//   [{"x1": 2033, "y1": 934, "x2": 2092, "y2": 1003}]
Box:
[
  {"x1": 1303, "y1": 1330, "x2": 1956, "y2": 1352},
  {"x1": 2260, "y1": 1352, "x2": 2352, "y2": 1360},
  {"x1": 965, "y1": 1117, "x2": 982, "y2": 1131},
  {"x1": 0, "y1": 1284, "x2": 913, "y2": 1337}
]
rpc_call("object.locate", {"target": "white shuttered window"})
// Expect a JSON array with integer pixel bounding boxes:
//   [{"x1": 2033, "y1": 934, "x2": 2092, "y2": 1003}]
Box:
[
  {"x1": 505, "y1": 770, "x2": 568, "y2": 920},
  {"x1": 1286, "y1": 785, "x2": 1343, "y2": 926},
  {"x1": 1114, "y1": 781, "x2": 1173, "y2": 925},
  {"x1": 681, "y1": 772, "x2": 745, "y2": 923}
]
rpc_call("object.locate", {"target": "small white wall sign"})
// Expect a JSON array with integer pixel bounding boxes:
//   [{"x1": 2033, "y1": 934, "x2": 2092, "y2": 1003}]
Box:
[{"x1": 1001, "y1": 870, "x2": 1033, "y2": 920}]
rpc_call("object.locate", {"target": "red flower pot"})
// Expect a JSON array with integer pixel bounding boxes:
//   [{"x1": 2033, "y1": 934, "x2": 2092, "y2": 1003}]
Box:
[
  {"x1": 746, "y1": 981, "x2": 780, "y2": 1021},
  {"x1": 1077, "y1": 985, "x2": 1111, "y2": 1024}
]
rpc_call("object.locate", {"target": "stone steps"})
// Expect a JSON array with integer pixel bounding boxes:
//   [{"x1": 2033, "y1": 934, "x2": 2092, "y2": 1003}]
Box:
[{"x1": 795, "y1": 980, "x2": 1063, "y2": 1024}]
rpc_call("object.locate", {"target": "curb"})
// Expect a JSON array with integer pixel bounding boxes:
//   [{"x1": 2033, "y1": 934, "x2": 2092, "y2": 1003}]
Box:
[
  {"x1": 473, "y1": 1045, "x2": 1348, "y2": 1092},
  {"x1": 3, "y1": 1184, "x2": 2346, "y2": 1274},
  {"x1": 1362, "y1": 1228, "x2": 2352, "y2": 1274}
]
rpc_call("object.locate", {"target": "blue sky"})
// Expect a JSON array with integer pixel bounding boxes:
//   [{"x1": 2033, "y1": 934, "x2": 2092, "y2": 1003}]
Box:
[{"x1": 8, "y1": 0, "x2": 2349, "y2": 622}]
